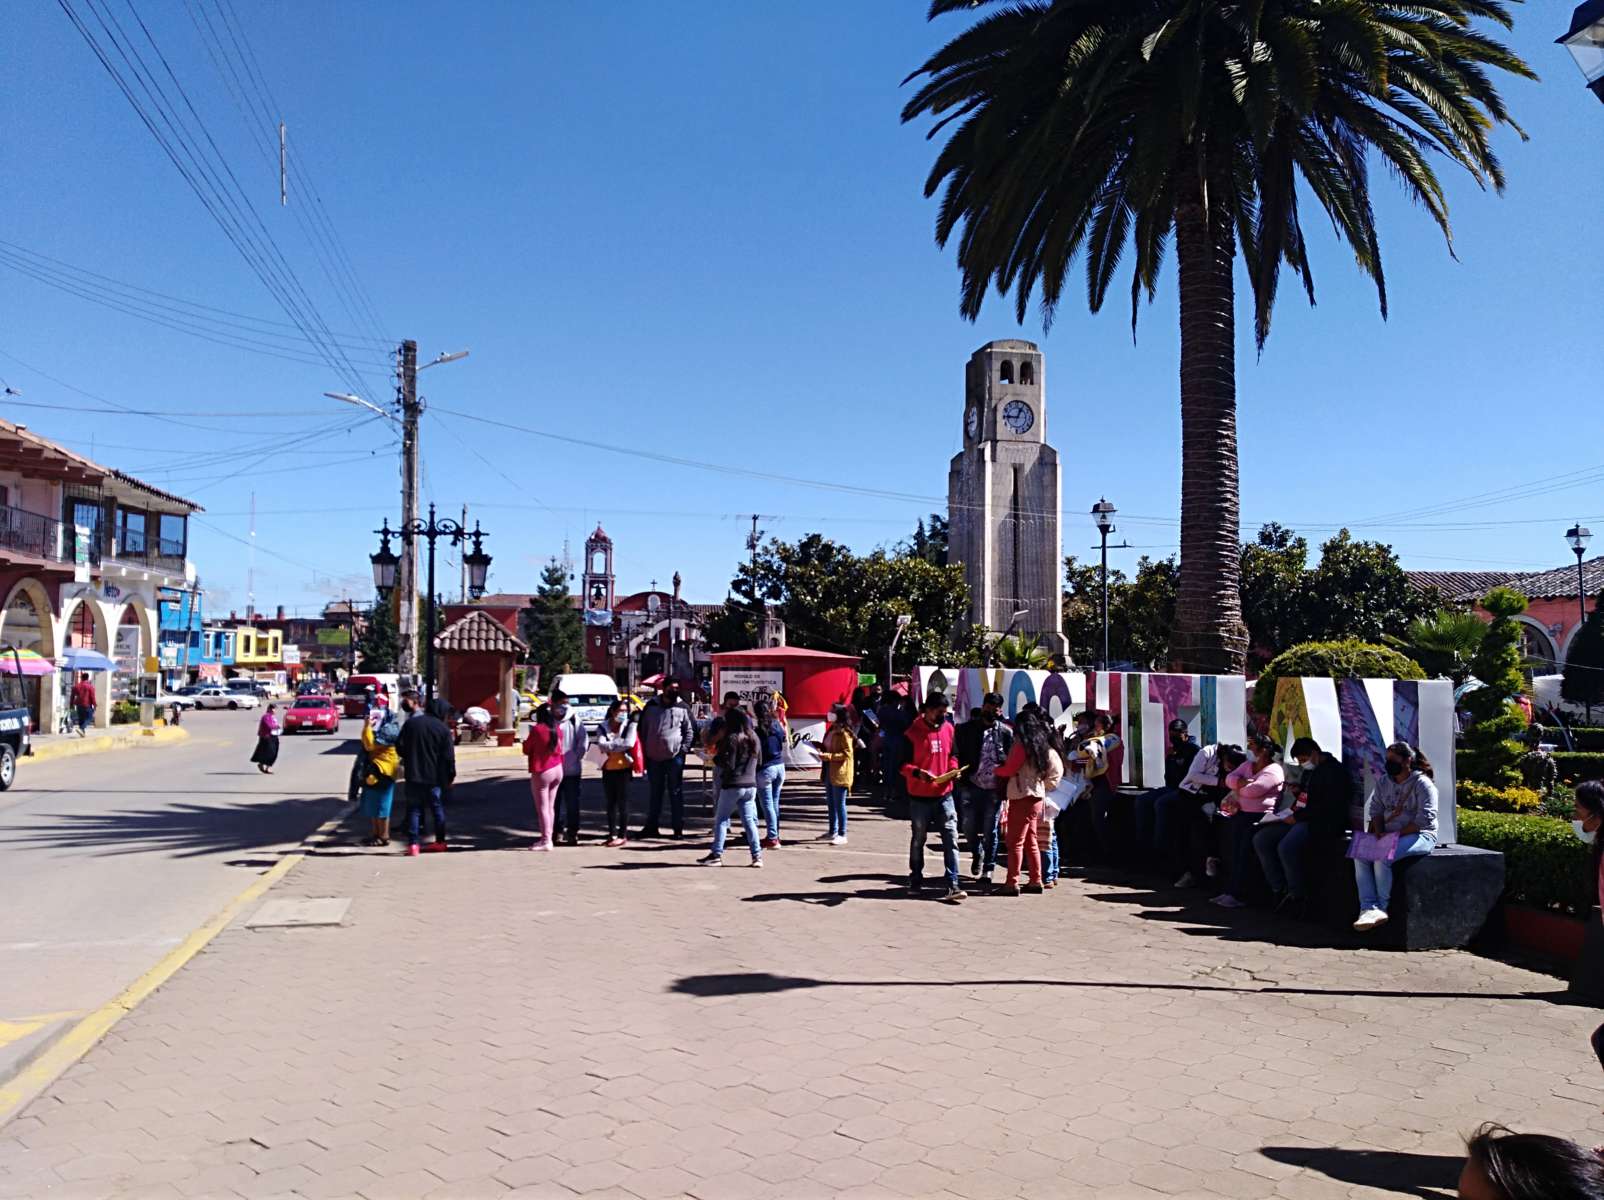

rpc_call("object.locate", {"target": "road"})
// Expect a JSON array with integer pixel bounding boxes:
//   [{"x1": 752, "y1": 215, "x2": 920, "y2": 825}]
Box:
[{"x1": 0, "y1": 708, "x2": 353, "y2": 1079}]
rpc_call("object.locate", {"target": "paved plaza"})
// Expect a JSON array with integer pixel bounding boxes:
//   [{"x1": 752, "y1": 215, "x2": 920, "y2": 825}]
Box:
[{"x1": 2, "y1": 753, "x2": 1602, "y2": 1199}]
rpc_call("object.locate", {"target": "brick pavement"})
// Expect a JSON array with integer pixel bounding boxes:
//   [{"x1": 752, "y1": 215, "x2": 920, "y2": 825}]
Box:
[{"x1": 2, "y1": 756, "x2": 1602, "y2": 1200}]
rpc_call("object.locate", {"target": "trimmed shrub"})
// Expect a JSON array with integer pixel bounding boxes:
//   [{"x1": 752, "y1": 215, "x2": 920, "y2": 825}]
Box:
[
  {"x1": 1570, "y1": 728, "x2": 1604, "y2": 753},
  {"x1": 1456, "y1": 783, "x2": 1543, "y2": 814},
  {"x1": 1542, "y1": 785, "x2": 1577, "y2": 821},
  {"x1": 1455, "y1": 809, "x2": 1594, "y2": 914},
  {"x1": 1251, "y1": 639, "x2": 1424, "y2": 714},
  {"x1": 1461, "y1": 587, "x2": 1529, "y2": 787},
  {"x1": 1551, "y1": 751, "x2": 1604, "y2": 782}
]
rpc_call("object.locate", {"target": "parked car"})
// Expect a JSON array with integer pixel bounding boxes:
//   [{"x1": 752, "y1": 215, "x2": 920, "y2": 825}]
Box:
[
  {"x1": 191, "y1": 686, "x2": 259, "y2": 710},
  {"x1": 283, "y1": 695, "x2": 340, "y2": 734},
  {"x1": 228, "y1": 679, "x2": 272, "y2": 700}
]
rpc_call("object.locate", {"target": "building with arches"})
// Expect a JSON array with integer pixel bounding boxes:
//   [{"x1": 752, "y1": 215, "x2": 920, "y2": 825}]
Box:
[
  {"x1": 0, "y1": 417, "x2": 200, "y2": 732},
  {"x1": 1412, "y1": 562, "x2": 1604, "y2": 674}
]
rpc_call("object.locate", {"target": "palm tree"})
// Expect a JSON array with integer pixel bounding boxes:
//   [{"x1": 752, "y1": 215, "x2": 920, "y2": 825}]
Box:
[
  {"x1": 903, "y1": 1, "x2": 1532, "y2": 674},
  {"x1": 993, "y1": 631, "x2": 1052, "y2": 668},
  {"x1": 1394, "y1": 609, "x2": 1488, "y2": 684}
]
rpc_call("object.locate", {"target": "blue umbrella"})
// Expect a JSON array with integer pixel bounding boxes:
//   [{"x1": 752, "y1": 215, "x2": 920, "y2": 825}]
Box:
[{"x1": 61, "y1": 647, "x2": 117, "y2": 672}]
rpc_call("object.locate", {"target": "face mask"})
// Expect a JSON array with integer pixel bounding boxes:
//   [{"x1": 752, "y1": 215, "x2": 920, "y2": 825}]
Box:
[
  {"x1": 554, "y1": 704, "x2": 568, "y2": 718},
  {"x1": 982, "y1": 710, "x2": 997, "y2": 725},
  {"x1": 1576, "y1": 820, "x2": 1597, "y2": 845},
  {"x1": 1384, "y1": 759, "x2": 1407, "y2": 779}
]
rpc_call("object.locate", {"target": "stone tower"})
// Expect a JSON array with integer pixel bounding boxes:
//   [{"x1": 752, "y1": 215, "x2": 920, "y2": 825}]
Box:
[
  {"x1": 581, "y1": 525, "x2": 615, "y2": 673},
  {"x1": 947, "y1": 340, "x2": 1065, "y2": 655}
]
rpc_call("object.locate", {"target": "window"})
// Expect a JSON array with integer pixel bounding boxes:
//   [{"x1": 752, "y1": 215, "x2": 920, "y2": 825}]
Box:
[
  {"x1": 999, "y1": 360, "x2": 1014, "y2": 384},
  {"x1": 159, "y1": 513, "x2": 186, "y2": 558},
  {"x1": 118, "y1": 509, "x2": 147, "y2": 555},
  {"x1": 1020, "y1": 361, "x2": 1034, "y2": 385}
]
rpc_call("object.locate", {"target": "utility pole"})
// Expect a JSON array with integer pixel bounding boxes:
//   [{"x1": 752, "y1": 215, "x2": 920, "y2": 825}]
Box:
[
  {"x1": 396, "y1": 340, "x2": 420, "y2": 682},
  {"x1": 459, "y1": 504, "x2": 469, "y2": 602},
  {"x1": 747, "y1": 514, "x2": 763, "y2": 627}
]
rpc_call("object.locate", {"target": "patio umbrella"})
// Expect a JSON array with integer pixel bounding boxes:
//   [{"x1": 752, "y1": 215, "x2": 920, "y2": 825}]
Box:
[
  {"x1": 638, "y1": 673, "x2": 665, "y2": 689},
  {"x1": 0, "y1": 649, "x2": 57, "y2": 676},
  {"x1": 61, "y1": 647, "x2": 117, "y2": 672}
]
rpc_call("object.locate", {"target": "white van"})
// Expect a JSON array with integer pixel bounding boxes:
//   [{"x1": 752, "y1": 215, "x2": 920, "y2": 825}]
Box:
[{"x1": 548, "y1": 673, "x2": 620, "y2": 734}]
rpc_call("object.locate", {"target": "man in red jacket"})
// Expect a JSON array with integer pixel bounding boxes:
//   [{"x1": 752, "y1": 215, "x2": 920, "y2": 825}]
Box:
[
  {"x1": 901, "y1": 692, "x2": 965, "y2": 903},
  {"x1": 69, "y1": 672, "x2": 97, "y2": 737}
]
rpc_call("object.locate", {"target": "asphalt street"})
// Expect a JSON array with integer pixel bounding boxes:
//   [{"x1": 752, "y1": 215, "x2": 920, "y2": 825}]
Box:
[{"x1": 0, "y1": 708, "x2": 354, "y2": 1079}]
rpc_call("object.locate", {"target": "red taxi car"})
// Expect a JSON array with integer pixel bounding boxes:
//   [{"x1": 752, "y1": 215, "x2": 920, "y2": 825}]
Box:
[{"x1": 283, "y1": 695, "x2": 341, "y2": 734}]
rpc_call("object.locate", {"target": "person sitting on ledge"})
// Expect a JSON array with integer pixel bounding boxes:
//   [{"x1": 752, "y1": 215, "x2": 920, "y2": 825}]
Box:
[
  {"x1": 1166, "y1": 742, "x2": 1241, "y2": 888},
  {"x1": 1253, "y1": 735, "x2": 1354, "y2": 917},
  {"x1": 1352, "y1": 741, "x2": 1439, "y2": 933},
  {"x1": 1210, "y1": 731, "x2": 1285, "y2": 910},
  {"x1": 1458, "y1": 1122, "x2": 1604, "y2": 1200}
]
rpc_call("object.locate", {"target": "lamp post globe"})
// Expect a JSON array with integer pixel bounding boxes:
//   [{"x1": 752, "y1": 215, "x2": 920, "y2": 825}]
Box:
[
  {"x1": 1559, "y1": 2, "x2": 1604, "y2": 104},
  {"x1": 370, "y1": 523, "x2": 399, "y2": 595},
  {"x1": 463, "y1": 523, "x2": 492, "y2": 600}
]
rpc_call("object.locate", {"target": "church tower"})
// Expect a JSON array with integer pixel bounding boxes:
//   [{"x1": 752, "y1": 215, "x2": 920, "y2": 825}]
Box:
[
  {"x1": 947, "y1": 340, "x2": 1066, "y2": 656},
  {"x1": 581, "y1": 525, "x2": 615, "y2": 674}
]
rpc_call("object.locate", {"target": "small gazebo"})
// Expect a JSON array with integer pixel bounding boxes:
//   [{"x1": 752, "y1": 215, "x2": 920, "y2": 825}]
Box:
[{"x1": 434, "y1": 610, "x2": 527, "y2": 744}]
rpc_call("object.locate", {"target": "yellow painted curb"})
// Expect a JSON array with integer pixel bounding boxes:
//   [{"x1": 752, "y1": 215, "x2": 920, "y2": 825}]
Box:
[
  {"x1": 0, "y1": 799, "x2": 352, "y2": 1128},
  {"x1": 28, "y1": 725, "x2": 189, "y2": 765}
]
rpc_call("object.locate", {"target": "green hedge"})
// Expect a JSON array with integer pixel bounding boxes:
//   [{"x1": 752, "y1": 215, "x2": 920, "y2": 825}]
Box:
[
  {"x1": 1455, "y1": 810, "x2": 1595, "y2": 915},
  {"x1": 1458, "y1": 748, "x2": 1604, "y2": 783},
  {"x1": 1251, "y1": 640, "x2": 1424, "y2": 714},
  {"x1": 1567, "y1": 728, "x2": 1604, "y2": 752}
]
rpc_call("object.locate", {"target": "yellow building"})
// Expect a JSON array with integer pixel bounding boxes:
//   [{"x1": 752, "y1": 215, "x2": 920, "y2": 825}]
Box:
[{"x1": 232, "y1": 625, "x2": 283, "y2": 666}]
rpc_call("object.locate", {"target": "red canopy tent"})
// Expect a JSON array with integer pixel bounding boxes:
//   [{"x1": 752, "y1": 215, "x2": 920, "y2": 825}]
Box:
[{"x1": 710, "y1": 647, "x2": 861, "y2": 767}]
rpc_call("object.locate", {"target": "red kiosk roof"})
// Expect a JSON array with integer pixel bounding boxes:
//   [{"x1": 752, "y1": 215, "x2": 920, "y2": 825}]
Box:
[{"x1": 710, "y1": 647, "x2": 861, "y2": 667}]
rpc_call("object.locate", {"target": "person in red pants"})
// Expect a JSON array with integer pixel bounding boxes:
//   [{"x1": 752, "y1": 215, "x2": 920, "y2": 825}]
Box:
[{"x1": 994, "y1": 705, "x2": 1064, "y2": 897}]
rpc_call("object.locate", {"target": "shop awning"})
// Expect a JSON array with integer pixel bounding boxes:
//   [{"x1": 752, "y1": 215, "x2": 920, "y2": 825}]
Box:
[{"x1": 0, "y1": 649, "x2": 57, "y2": 676}]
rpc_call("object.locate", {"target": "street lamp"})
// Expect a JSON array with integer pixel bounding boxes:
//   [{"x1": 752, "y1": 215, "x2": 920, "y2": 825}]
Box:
[
  {"x1": 1092, "y1": 497, "x2": 1117, "y2": 670},
  {"x1": 325, "y1": 391, "x2": 396, "y2": 423},
  {"x1": 372, "y1": 505, "x2": 491, "y2": 705},
  {"x1": 1568, "y1": 523, "x2": 1593, "y2": 718},
  {"x1": 1560, "y1": 2, "x2": 1604, "y2": 104},
  {"x1": 887, "y1": 613, "x2": 913, "y2": 694}
]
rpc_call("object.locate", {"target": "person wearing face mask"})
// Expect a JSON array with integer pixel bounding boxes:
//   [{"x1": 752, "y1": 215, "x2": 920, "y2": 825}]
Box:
[
  {"x1": 395, "y1": 691, "x2": 455, "y2": 857},
  {"x1": 1570, "y1": 782, "x2": 1604, "y2": 1072},
  {"x1": 1133, "y1": 719, "x2": 1200, "y2": 862},
  {"x1": 954, "y1": 692, "x2": 1012, "y2": 885},
  {"x1": 549, "y1": 690, "x2": 589, "y2": 847},
  {"x1": 637, "y1": 682, "x2": 698, "y2": 839},
  {"x1": 1210, "y1": 731, "x2": 1286, "y2": 909},
  {"x1": 1351, "y1": 741, "x2": 1439, "y2": 932},
  {"x1": 523, "y1": 700, "x2": 565, "y2": 851},
  {"x1": 1252, "y1": 736, "x2": 1353, "y2": 917}
]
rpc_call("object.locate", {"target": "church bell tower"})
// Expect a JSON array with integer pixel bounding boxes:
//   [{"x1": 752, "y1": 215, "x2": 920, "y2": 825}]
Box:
[{"x1": 947, "y1": 340, "x2": 1066, "y2": 656}]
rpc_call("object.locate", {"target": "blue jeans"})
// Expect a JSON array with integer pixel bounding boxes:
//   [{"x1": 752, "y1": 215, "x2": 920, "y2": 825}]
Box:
[
  {"x1": 757, "y1": 761, "x2": 785, "y2": 840},
  {"x1": 75, "y1": 704, "x2": 94, "y2": 733},
  {"x1": 826, "y1": 782, "x2": 849, "y2": 837},
  {"x1": 558, "y1": 774, "x2": 582, "y2": 839},
  {"x1": 1134, "y1": 787, "x2": 1178, "y2": 854},
  {"x1": 1355, "y1": 832, "x2": 1436, "y2": 913},
  {"x1": 405, "y1": 782, "x2": 447, "y2": 845},
  {"x1": 958, "y1": 783, "x2": 1001, "y2": 874},
  {"x1": 644, "y1": 755, "x2": 686, "y2": 834},
  {"x1": 1044, "y1": 821, "x2": 1060, "y2": 881},
  {"x1": 1253, "y1": 820, "x2": 1328, "y2": 899},
  {"x1": 712, "y1": 787, "x2": 760, "y2": 859},
  {"x1": 909, "y1": 795, "x2": 960, "y2": 889}
]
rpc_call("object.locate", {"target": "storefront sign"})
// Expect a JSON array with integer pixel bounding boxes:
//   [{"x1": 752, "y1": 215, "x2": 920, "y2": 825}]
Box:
[
  {"x1": 73, "y1": 525, "x2": 91, "y2": 584},
  {"x1": 113, "y1": 626, "x2": 140, "y2": 674},
  {"x1": 719, "y1": 668, "x2": 784, "y2": 707},
  {"x1": 282, "y1": 645, "x2": 301, "y2": 665}
]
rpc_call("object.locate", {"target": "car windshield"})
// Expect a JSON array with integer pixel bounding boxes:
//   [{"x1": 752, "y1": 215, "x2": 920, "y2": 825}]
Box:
[
  {"x1": 291, "y1": 699, "x2": 327, "y2": 709},
  {"x1": 565, "y1": 695, "x2": 614, "y2": 707}
]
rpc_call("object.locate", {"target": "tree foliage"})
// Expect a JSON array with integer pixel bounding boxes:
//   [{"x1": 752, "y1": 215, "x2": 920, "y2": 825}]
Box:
[
  {"x1": 1251, "y1": 640, "x2": 1425, "y2": 715},
  {"x1": 1562, "y1": 592, "x2": 1604, "y2": 711},
  {"x1": 1061, "y1": 554, "x2": 1176, "y2": 669},
  {"x1": 521, "y1": 559, "x2": 585, "y2": 677},
  {"x1": 1462, "y1": 587, "x2": 1531, "y2": 788},
  {"x1": 992, "y1": 632, "x2": 1051, "y2": 669},
  {"x1": 1393, "y1": 610, "x2": 1488, "y2": 686},
  {"x1": 902, "y1": 513, "x2": 949, "y2": 568},
  {"x1": 356, "y1": 594, "x2": 399, "y2": 674}
]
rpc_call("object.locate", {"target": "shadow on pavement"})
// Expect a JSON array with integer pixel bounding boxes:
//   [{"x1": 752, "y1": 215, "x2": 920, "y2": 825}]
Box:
[
  {"x1": 1259, "y1": 1146, "x2": 1461, "y2": 1197},
  {"x1": 1090, "y1": 886, "x2": 1371, "y2": 951},
  {"x1": 669, "y1": 970, "x2": 1575, "y2": 1004},
  {"x1": 0, "y1": 794, "x2": 346, "y2": 860}
]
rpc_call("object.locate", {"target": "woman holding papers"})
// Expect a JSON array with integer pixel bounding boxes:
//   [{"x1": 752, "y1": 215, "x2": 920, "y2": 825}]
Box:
[{"x1": 993, "y1": 706, "x2": 1064, "y2": 896}]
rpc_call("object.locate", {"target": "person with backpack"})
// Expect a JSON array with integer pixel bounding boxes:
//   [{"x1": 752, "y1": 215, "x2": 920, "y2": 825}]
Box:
[
  {"x1": 595, "y1": 700, "x2": 638, "y2": 847},
  {"x1": 753, "y1": 698, "x2": 787, "y2": 850},
  {"x1": 954, "y1": 692, "x2": 1012, "y2": 886},
  {"x1": 698, "y1": 707, "x2": 763, "y2": 867}
]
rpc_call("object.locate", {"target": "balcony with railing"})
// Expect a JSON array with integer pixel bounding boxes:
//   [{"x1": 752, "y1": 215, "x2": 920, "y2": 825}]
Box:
[
  {"x1": 104, "y1": 531, "x2": 187, "y2": 576},
  {"x1": 0, "y1": 502, "x2": 76, "y2": 565}
]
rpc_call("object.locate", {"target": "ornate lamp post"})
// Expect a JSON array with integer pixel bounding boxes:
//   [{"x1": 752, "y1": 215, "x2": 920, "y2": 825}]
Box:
[
  {"x1": 1559, "y1": 2, "x2": 1604, "y2": 105},
  {"x1": 372, "y1": 505, "x2": 491, "y2": 704},
  {"x1": 1567, "y1": 522, "x2": 1593, "y2": 720},
  {"x1": 1092, "y1": 498, "x2": 1117, "y2": 670}
]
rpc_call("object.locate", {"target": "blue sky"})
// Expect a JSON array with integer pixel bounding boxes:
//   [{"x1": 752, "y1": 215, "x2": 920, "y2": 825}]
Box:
[{"x1": 5, "y1": 2, "x2": 1601, "y2": 618}]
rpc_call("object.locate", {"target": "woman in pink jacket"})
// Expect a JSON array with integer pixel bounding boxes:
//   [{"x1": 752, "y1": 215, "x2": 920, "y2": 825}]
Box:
[
  {"x1": 1210, "y1": 731, "x2": 1286, "y2": 910},
  {"x1": 522, "y1": 702, "x2": 565, "y2": 851}
]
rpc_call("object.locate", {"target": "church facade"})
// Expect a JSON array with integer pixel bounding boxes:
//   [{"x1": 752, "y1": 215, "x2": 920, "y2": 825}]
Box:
[{"x1": 947, "y1": 339, "x2": 1066, "y2": 656}]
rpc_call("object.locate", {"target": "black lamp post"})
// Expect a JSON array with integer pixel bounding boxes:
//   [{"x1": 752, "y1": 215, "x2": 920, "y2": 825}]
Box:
[
  {"x1": 1568, "y1": 523, "x2": 1593, "y2": 720},
  {"x1": 372, "y1": 504, "x2": 491, "y2": 704},
  {"x1": 1092, "y1": 497, "x2": 1117, "y2": 670},
  {"x1": 1559, "y1": 2, "x2": 1604, "y2": 105}
]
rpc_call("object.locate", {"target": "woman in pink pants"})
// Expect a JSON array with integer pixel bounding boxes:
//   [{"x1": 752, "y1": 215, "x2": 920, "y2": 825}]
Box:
[{"x1": 523, "y1": 703, "x2": 565, "y2": 850}]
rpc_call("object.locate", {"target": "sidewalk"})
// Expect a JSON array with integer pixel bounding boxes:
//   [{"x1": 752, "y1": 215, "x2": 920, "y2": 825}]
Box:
[
  {"x1": 28, "y1": 723, "x2": 188, "y2": 764},
  {"x1": 1, "y1": 757, "x2": 1602, "y2": 1199}
]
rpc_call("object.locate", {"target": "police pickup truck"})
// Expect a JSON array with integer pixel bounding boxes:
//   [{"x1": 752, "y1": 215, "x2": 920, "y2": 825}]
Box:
[{"x1": 0, "y1": 647, "x2": 33, "y2": 789}]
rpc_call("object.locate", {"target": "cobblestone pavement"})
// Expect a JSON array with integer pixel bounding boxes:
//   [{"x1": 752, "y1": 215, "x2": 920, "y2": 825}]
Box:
[{"x1": 2, "y1": 758, "x2": 1601, "y2": 1200}]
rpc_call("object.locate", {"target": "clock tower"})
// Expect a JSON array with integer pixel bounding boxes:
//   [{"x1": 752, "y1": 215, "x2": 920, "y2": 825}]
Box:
[{"x1": 947, "y1": 340, "x2": 1066, "y2": 656}]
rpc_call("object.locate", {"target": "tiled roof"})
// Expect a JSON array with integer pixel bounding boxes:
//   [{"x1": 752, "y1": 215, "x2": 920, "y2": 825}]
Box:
[
  {"x1": 465, "y1": 593, "x2": 536, "y2": 608},
  {"x1": 434, "y1": 610, "x2": 527, "y2": 655},
  {"x1": 109, "y1": 470, "x2": 203, "y2": 512},
  {"x1": 1406, "y1": 570, "x2": 1517, "y2": 600},
  {"x1": 1466, "y1": 557, "x2": 1604, "y2": 603},
  {"x1": 0, "y1": 415, "x2": 202, "y2": 510}
]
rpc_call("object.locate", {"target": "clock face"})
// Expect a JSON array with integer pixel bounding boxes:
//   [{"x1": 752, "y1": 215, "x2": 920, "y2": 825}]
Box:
[
  {"x1": 1002, "y1": 400, "x2": 1034, "y2": 435},
  {"x1": 965, "y1": 406, "x2": 979, "y2": 439}
]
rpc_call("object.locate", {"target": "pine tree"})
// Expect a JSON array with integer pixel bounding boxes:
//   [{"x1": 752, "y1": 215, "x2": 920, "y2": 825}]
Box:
[
  {"x1": 356, "y1": 594, "x2": 400, "y2": 673},
  {"x1": 522, "y1": 559, "x2": 584, "y2": 678},
  {"x1": 1462, "y1": 587, "x2": 1530, "y2": 788},
  {"x1": 1562, "y1": 591, "x2": 1604, "y2": 715}
]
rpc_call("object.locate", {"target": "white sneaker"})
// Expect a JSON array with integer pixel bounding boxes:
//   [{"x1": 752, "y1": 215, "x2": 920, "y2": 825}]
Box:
[
  {"x1": 1174, "y1": 871, "x2": 1197, "y2": 888},
  {"x1": 1205, "y1": 857, "x2": 1220, "y2": 878},
  {"x1": 1353, "y1": 908, "x2": 1389, "y2": 932},
  {"x1": 750, "y1": 857, "x2": 763, "y2": 868},
  {"x1": 830, "y1": 835, "x2": 847, "y2": 846},
  {"x1": 1210, "y1": 894, "x2": 1246, "y2": 909}
]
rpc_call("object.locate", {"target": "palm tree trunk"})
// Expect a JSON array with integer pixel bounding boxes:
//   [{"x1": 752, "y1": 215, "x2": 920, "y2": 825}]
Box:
[{"x1": 1170, "y1": 191, "x2": 1248, "y2": 675}]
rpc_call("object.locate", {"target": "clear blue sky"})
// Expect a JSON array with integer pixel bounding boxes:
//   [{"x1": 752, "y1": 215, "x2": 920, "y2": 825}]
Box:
[{"x1": 5, "y1": 2, "x2": 1601, "y2": 618}]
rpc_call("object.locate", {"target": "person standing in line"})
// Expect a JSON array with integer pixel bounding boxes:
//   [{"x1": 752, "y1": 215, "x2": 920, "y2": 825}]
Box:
[
  {"x1": 70, "y1": 672, "x2": 97, "y2": 736},
  {"x1": 358, "y1": 705, "x2": 402, "y2": 847},
  {"x1": 753, "y1": 699, "x2": 787, "y2": 850},
  {"x1": 954, "y1": 693, "x2": 1012, "y2": 887},
  {"x1": 818, "y1": 703, "x2": 856, "y2": 845},
  {"x1": 1210, "y1": 731, "x2": 1286, "y2": 909},
  {"x1": 596, "y1": 700, "x2": 638, "y2": 848},
  {"x1": 638, "y1": 681, "x2": 697, "y2": 839},
  {"x1": 1352, "y1": 741, "x2": 1439, "y2": 932},
  {"x1": 523, "y1": 701, "x2": 564, "y2": 851},
  {"x1": 698, "y1": 706, "x2": 763, "y2": 867},
  {"x1": 551, "y1": 690, "x2": 589, "y2": 846},
  {"x1": 879, "y1": 691, "x2": 914, "y2": 808},
  {"x1": 251, "y1": 704, "x2": 281, "y2": 774},
  {"x1": 1253, "y1": 735, "x2": 1352, "y2": 915},
  {"x1": 902, "y1": 692, "x2": 966, "y2": 903},
  {"x1": 396, "y1": 691, "x2": 454, "y2": 857},
  {"x1": 994, "y1": 706, "x2": 1064, "y2": 896}
]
